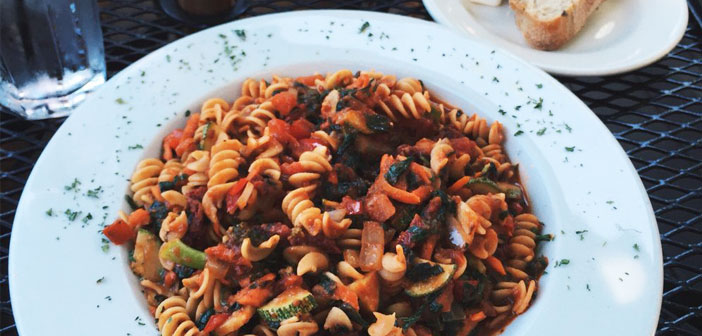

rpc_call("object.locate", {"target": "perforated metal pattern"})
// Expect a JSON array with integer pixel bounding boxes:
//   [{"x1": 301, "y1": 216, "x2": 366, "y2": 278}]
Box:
[{"x1": 1, "y1": 1, "x2": 700, "y2": 335}]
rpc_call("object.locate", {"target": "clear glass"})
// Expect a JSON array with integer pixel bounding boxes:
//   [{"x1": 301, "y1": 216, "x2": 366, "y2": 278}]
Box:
[{"x1": 0, "y1": 0, "x2": 106, "y2": 119}]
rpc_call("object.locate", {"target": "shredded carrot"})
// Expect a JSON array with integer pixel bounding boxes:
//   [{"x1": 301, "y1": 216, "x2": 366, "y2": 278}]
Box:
[
  {"x1": 410, "y1": 162, "x2": 432, "y2": 185},
  {"x1": 175, "y1": 137, "x2": 195, "y2": 157},
  {"x1": 419, "y1": 234, "x2": 439, "y2": 260},
  {"x1": 485, "y1": 255, "x2": 506, "y2": 276},
  {"x1": 127, "y1": 209, "x2": 150, "y2": 229},
  {"x1": 295, "y1": 74, "x2": 324, "y2": 86},
  {"x1": 448, "y1": 176, "x2": 471, "y2": 194},
  {"x1": 411, "y1": 185, "x2": 433, "y2": 202},
  {"x1": 470, "y1": 311, "x2": 487, "y2": 322},
  {"x1": 381, "y1": 179, "x2": 421, "y2": 204},
  {"x1": 182, "y1": 113, "x2": 200, "y2": 139}
]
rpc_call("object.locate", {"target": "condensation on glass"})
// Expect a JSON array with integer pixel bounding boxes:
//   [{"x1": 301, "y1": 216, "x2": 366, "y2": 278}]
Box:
[{"x1": 0, "y1": 0, "x2": 106, "y2": 119}]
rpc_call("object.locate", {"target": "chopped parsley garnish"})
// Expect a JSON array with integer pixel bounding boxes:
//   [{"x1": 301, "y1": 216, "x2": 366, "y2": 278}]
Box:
[
  {"x1": 115, "y1": 98, "x2": 126, "y2": 105},
  {"x1": 514, "y1": 130, "x2": 524, "y2": 136},
  {"x1": 633, "y1": 243, "x2": 640, "y2": 251},
  {"x1": 554, "y1": 259, "x2": 570, "y2": 267},
  {"x1": 565, "y1": 123, "x2": 572, "y2": 132},
  {"x1": 536, "y1": 83, "x2": 543, "y2": 89},
  {"x1": 576, "y1": 230, "x2": 588, "y2": 240},
  {"x1": 533, "y1": 97, "x2": 543, "y2": 109},
  {"x1": 606, "y1": 200, "x2": 614, "y2": 204},
  {"x1": 101, "y1": 238, "x2": 110, "y2": 253},
  {"x1": 128, "y1": 144, "x2": 143, "y2": 150},
  {"x1": 185, "y1": 110, "x2": 191, "y2": 117},
  {"x1": 96, "y1": 276, "x2": 105, "y2": 284},
  {"x1": 46, "y1": 208, "x2": 54, "y2": 216},
  {"x1": 65, "y1": 209, "x2": 81, "y2": 221},
  {"x1": 515, "y1": 105, "x2": 522, "y2": 111},
  {"x1": 536, "y1": 128, "x2": 546, "y2": 136},
  {"x1": 498, "y1": 108, "x2": 506, "y2": 115},
  {"x1": 82, "y1": 213, "x2": 93, "y2": 223},
  {"x1": 565, "y1": 146, "x2": 575, "y2": 152},
  {"x1": 65, "y1": 178, "x2": 81, "y2": 192},
  {"x1": 359, "y1": 21, "x2": 370, "y2": 33},
  {"x1": 234, "y1": 29, "x2": 246, "y2": 40},
  {"x1": 87, "y1": 186, "x2": 103, "y2": 198},
  {"x1": 586, "y1": 284, "x2": 591, "y2": 291},
  {"x1": 492, "y1": 76, "x2": 499, "y2": 83}
]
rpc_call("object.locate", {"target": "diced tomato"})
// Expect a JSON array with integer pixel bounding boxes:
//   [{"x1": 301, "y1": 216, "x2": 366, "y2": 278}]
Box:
[
  {"x1": 271, "y1": 91, "x2": 297, "y2": 115},
  {"x1": 333, "y1": 283, "x2": 360, "y2": 311},
  {"x1": 289, "y1": 137, "x2": 326, "y2": 158},
  {"x1": 225, "y1": 178, "x2": 248, "y2": 214},
  {"x1": 364, "y1": 193, "x2": 396, "y2": 222},
  {"x1": 164, "y1": 271, "x2": 177, "y2": 288},
  {"x1": 201, "y1": 313, "x2": 229, "y2": 335},
  {"x1": 281, "y1": 162, "x2": 305, "y2": 176},
  {"x1": 204, "y1": 244, "x2": 252, "y2": 268},
  {"x1": 296, "y1": 137, "x2": 325, "y2": 153},
  {"x1": 341, "y1": 196, "x2": 363, "y2": 215},
  {"x1": 103, "y1": 219, "x2": 135, "y2": 245},
  {"x1": 127, "y1": 208, "x2": 150, "y2": 229},
  {"x1": 267, "y1": 119, "x2": 296, "y2": 146},
  {"x1": 289, "y1": 119, "x2": 314, "y2": 139},
  {"x1": 277, "y1": 273, "x2": 304, "y2": 292},
  {"x1": 164, "y1": 129, "x2": 183, "y2": 149},
  {"x1": 295, "y1": 74, "x2": 324, "y2": 86}
]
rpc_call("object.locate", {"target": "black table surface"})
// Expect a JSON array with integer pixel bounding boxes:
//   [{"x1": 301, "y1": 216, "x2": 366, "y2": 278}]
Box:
[{"x1": 1, "y1": 1, "x2": 701, "y2": 335}]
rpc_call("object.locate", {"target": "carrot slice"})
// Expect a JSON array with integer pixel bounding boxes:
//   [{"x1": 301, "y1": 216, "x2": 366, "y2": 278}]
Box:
[
  {"x1": 486, "y1": 255, "x2": 506, "y2": 276},
  {"x1": 448, "y1": 176, "x2": 471, "y2": 194},
  {"x1": 470, "y1": 311, "x2": 487, "y2": 322},
  {"x1": 127, "y1": 208, "x2": 151, "y2": 229},
  {"x1": 381, "y1": 179, "x2": 420, "y2": 204}
]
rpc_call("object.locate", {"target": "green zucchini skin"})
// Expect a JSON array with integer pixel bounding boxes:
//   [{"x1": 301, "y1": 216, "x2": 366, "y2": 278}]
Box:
[
  {"x1": 405, "y1": 259, "x2": 457, "y2": 297},
  {"x1": 257, "y1": 287, "x2": 318, "y2": 328}
]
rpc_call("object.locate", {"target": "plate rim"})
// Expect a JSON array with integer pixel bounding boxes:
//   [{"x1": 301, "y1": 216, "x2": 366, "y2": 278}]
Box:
[
  {"x1": 8, "y1": 9, "x2": 663, "y2": 335},
  {"x1": 422, "y1": 0, "x2": 689, "y2": 76}
]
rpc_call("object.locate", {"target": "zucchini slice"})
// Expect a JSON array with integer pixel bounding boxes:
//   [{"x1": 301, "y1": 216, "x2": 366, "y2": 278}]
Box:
[
  {"x1": 466, "y1": 177, "x2": 501, "y2": 195},
  {"x1": 257, "y1": 287, "x2": 317, "y2": 328},
  {"x1": 130, "y1": 229, "x2": 162, "y2": 281},
  {"x1": 497, "y1": 182, "x2": 523, "y2": 199},
  {"x1": 405, "y1": 259, "x2": 456, "y2": 297}
]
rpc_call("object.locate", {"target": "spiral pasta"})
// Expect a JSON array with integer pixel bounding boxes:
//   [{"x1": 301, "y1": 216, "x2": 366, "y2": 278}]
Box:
[
  {"x1": 154, "y1": 297, "x2": 200, "y2": 336},
  {"x1": 130, "y1": 158, "x2": 164, "y2": 206},
  {"x1": 105, "y1": 71, "x2": 548, "y2": 336}
]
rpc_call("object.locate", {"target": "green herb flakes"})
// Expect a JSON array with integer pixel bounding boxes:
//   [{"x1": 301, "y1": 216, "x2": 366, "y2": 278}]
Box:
[{"x1": 359, "y1": 21, "x2": 370, "y2": 33}]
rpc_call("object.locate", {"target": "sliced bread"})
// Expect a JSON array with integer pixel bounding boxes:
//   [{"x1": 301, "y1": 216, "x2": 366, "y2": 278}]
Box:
[{"x1": 509, "y1": 0, "x2": 606, "y2": 50}]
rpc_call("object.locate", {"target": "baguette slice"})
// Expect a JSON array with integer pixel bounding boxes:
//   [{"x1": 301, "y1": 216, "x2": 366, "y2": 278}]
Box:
[{"x1": 509, "y1": 0, "x2": 605, "y2": 50}]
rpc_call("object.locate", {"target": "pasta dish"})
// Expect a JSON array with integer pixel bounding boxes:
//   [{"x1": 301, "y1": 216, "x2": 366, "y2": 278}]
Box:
[{"x1": 103, "y1": 70, "x2": 549, "y2": 336}]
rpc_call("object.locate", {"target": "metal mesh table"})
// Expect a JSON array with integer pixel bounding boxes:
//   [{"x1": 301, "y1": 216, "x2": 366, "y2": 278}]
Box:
[{"x1": 1, "y1": 1, "x2": 700, "y2": 335}]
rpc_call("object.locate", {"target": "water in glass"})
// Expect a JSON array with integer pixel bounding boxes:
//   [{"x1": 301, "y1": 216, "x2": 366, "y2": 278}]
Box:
[{"x1": 0, "y1": 0, "x2": 106, "y2": 119}]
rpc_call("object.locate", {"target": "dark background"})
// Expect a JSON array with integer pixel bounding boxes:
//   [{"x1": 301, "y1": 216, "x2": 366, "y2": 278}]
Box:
[{"x1": 1, "y1": 1, "x2": 700, "y2": 335}]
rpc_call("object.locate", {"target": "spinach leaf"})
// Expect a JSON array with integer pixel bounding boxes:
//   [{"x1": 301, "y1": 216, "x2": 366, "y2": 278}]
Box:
[
  {"x1": 405, "y1": 262, "x2": 444, "y2": 282},
  {"x1": 384, "y1": 157, "x2": 413, "y2": 185},
  {"x1": 365, "y1": 114, "x2": 390, "y2": 133}
]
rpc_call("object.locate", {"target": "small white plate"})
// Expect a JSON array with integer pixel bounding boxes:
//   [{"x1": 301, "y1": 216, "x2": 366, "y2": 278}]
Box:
[
  {"x1": 9, "y1": 10, "x2": 662, "y2": 335},
  {"x1": 423, "y1": 0, "x2": 689, "y2": 76}
]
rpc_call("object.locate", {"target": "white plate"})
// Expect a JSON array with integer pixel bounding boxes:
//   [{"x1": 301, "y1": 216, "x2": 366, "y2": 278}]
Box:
[
  {"x1": 9, "y1": 10, "x2": 662, "y2": 336},
  {"x1": 423, "y1": 0, "x2": 689, "y2": 76}
]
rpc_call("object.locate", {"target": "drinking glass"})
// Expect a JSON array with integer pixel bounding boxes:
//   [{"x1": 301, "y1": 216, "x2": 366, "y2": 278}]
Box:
[{"x1": 0, "y1": 0, "x2": 106, "y2": 119}]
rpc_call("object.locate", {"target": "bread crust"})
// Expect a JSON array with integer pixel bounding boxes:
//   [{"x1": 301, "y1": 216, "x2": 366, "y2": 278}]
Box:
[{"x1": 509, "y1": 0, "x2": 606, "y2": 50}]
